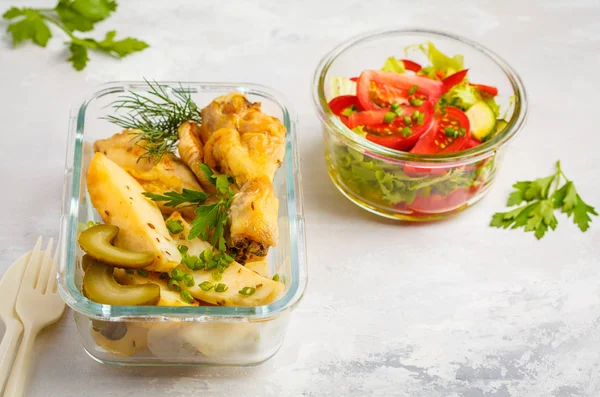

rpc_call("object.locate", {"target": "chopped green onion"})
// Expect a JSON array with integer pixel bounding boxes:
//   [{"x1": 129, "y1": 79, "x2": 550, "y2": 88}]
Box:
[
  {"x1": 183, "y1": 273, "x2": 195, "y2": 287},
  {"x1": 201, "y1": 249, "x2": 213, "y2": 263},
  {"x1": 444, "y1": 126, "x2": 456, "y2": 137},
  {"x1": 215, "y1": 283, "x2": 228, "y2": 292},
  {"x1": 125, "y1": 269, "x2": 134, "y2": 275},
  {"x1": 159, "y1": 272, "x2": 169, "y2": 280},
  {"x1": 168, "y1": 278, "x2": 181, "y2": 292},
  {"x1": 272, "y1": 273, "x2": 280, "y2": 282},
  {"x1": 180, "y1": 290, "x2": 195, "y2": 304},
  {"x1": 199, "y1": 281, "x2": 214, "y2": 291},
  {"x1": 341, "y1": 105, "x2": 356, "y2": 117},
  {"x1": 417, "y1": 113, "x2": 425, "y2": 125},
  {"x1": 205, "y1": 258, "x2": 218, "y2": 271},
  {"x1": 86, "y1": 221, "x2": 99, "y2": 228},
  {"x1": 177, "y1": 245, "x2": 189, "y2": 255},
  {"x1": 182, "y1": 255, "x2": 199, "y2": 270},
  {"x1": 403, "y1": 116, "x2": 412, "y2": 126},
  {"x1": 383, "y1": 112, "x2": 396, "y2": 124},
  {"x1": 459, "y1": 127, "x2": 466, "y2": 137},
  {"x1": 171, "y1": 268, "x2": 185, "y2": 281},
  {"x1": 137, "y1": 269, "x2": 148, "y2": 277},
  {"x1": 166, "y1": 219, "x2": 184, "y2": 234},
  {"x1": 390, "y1": 101, "x2": 400, "y2": 112},
  {"x1": 238, "y1": 286, "x2": 256, "y2": 296},
  {"x1": 412, "y1": 111, "x2": 420, "y2": 120},
  {"x1": 408, "y1": 85, "x2": 419, "y2": 96},
  {"x1": 401, "y1": 127, "x2": 412, "y2": 137},
  {"x1": 410, "y1": 98, "x2": 424, "y2": 106}
]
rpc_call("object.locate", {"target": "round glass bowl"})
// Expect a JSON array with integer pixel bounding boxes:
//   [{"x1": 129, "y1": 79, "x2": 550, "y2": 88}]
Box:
[{"x1": 312, "y1": 29, "x2": 527, "y2": 221}]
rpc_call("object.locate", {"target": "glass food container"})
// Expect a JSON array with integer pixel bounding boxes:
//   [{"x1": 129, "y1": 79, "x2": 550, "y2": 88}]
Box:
[
  {"x1": 58, "y1": 82, "x2": 307, "y2": 366},
  {"x1": 313, "y1": 29, "x2": 527, "y2": 221}
]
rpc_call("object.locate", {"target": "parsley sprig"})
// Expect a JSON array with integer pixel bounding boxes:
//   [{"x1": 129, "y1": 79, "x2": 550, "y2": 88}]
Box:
[
  {"x1": 145, "y1": 164, "x2": 234, "y2": 251},
  {"x1": 491, "y1": 161, "x2": 597, "y2": 239},
  {"x1": 143, "y1": 188, "x2": 208, "y2": 209},
  {"x1": 3, "y1": 1, "x2": 148, "y2": 71}
]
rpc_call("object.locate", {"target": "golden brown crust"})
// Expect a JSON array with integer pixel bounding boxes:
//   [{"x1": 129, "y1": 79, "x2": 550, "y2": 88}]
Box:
[
  {"x1": 94, "y1": 130, "x2": 203, "y2": 220},
  {"x1": 177, "y1": 121, "x2": 215, "y2": 193}
]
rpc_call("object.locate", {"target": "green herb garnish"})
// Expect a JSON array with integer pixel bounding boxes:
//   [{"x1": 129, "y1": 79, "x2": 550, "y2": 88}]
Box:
[
  {"x1": 383, "y1": 112, "x2": 396, "y2": 124},
  {"x1": 2, "y1": 1, "x2": 148, "y2": 71},
  {"x1": 183, "y1": 273, "x2": 195, "y2": 287},
  {"x1": 167, "y1": 278, "x2": 181, "y2": 292},
  {"x1": 166, "y1": 219, "x2": 184, "y2": 234},
  {"x1": 143, "y1": 189, "x2": 208, "y2": 209},
  {"x1": 199, "y1": 281, "x2": 214, "y2": 291},
  {"x1": 272, "y1": 274, "x2": 280, "y2": 282},
  {"x1": 491, "y1": 161, "x2": 597, "y2": 239},
  {"x1": 105, "y1": 79, "x2": 201, "y2": 161},
  {"x1": 136, "y1": 269, "x2": 148, "y2": 277},
  {"x1": 238, "y1": 286, "x2": 256, "y2": 296},
  {"x1": 214, "y1": 283, "x2": 228, "y2": 293},
  {"x1": 180, "y1": 290, "x2": 195, "y2": 304}
]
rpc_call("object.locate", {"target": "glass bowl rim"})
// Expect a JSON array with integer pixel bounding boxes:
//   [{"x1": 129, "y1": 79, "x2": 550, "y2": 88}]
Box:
[
  {"x1": 312, "y1": 28, "x2": 528, "y2": 164},
  {"x1": 58, "y1": 81, "x2": 307, "y2": 322}
]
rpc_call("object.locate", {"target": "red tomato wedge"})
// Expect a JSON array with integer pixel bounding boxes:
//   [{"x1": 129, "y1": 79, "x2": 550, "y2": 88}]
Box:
[
  {"x1": 347, "y1": 109, "x2": 388, "y2": 129},
  {"x1": 401, "y1": 59, "x2": 422, "y2": 72},
  {"x1": 356, "y1": 70, "x2": 443, "y2": 110},
  {"x1": 469, "y1": 83, "x2": 498, "y2": 96},
  {"x1": 328, "y1": 95, "x2": 362, "y2": 126},
  {"x1": 408, "y1": 188, "x2": 471, "y2": 214},
  {"x1": 350, "y1": 77, "x2": 359, "y2": 82},
  {"x1": 410, "y1": 106, "x2": 471, "y2": 155},
  {"x1": 442, "y1": 69, "x2": 469, "y2": 94},
  {"x1": 353, "y1": 102, "x2": 435, "y2": 151}
]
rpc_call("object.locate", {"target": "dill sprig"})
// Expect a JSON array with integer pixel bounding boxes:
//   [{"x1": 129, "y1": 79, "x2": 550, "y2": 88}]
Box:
[{"x1": 104, "y1": 79, "x2": 201, "y2": 161}]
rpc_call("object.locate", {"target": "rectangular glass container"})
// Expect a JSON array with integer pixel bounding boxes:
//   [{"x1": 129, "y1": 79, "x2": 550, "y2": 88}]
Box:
[{"x1": 58, "y1": 82, "x2": 307, "y2": 366}]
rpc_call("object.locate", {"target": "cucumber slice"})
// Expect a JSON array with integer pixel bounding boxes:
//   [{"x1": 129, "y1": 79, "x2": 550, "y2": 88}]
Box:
[
  {"x1": 495, "y1": 120, "x2": 508, "y2": 135},
  {"x1": 466, "y1": 101, "x2": 496, "y2": 141}
]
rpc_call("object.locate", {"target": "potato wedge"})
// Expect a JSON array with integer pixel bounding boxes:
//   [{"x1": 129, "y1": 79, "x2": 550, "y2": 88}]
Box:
[
  {"x1": 86, "y1": 153, "x2": 181, "y2": 272},
  {"x1": 166, "y1": 212, "x2": 284, "y2": 307},
  {"x1": 245, "y1": 257, "x2": 269, "y2": 278}
]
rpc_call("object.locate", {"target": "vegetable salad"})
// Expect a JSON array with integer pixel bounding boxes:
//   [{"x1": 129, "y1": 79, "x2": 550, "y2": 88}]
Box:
[{"x1": 326, "y1": 42, "x2": 510, "y2": 215}]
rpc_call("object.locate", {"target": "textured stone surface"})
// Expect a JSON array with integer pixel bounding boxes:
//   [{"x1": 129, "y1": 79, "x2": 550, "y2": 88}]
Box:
[{"x1": 1, "y1": 0, "x2": 599, "y2": 396}]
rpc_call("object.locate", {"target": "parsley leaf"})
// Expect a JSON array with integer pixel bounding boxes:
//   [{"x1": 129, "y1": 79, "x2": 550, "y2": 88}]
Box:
[
  {"x1": 3, "y1": 8, "x2": 52, "y2": 47},
  {"x1": 2, "y1": 1, "x2": 147, "y2": 70},
  {"x1": 68, "y1": 42, "x2": 89, "y2": 70},
  {"x1": 491, "y1": 161, "x2": 597, "y2": 238},
  {"x1": 142, "y1": 188, "x2": 208, "y2": 208}
]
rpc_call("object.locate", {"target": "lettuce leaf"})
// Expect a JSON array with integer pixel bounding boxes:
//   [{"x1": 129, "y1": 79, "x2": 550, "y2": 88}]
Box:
[
  {"x1": 419, "y1": 41, "x2": 464, "y2": 78},
  {"x1": 381, "y1": 57, "x2": 405, "y2": 73}
]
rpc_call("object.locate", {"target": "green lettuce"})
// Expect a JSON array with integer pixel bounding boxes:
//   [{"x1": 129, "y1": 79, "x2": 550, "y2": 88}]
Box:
[
  {"x1": 381, "y1": 57, "x2": 405, "y2": 73},
  {"x1": 416, "y1": 41, "x2": 464, "y2": 78},
  {"x1": 332, "y1": 145, "x2": 489, "y2": 206}
]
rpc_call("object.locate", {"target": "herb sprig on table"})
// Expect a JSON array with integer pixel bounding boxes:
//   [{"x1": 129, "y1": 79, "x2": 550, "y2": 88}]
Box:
[
  {"x1": 144, "y1": 164, "x2": 234, "y2": 252},
  {"x1": 491, "y1": 161, "x2": 597, "y2": 239},
  {"x1": 2, "y1": 0, "x2": 148, "y2": 71}
]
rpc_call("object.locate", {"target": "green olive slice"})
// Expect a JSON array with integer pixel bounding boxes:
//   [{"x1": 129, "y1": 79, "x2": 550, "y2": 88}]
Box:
[
  {"x1": 83, "y1": 257, "x2": 160, "y2": 306},
  {"x1": 79, "y1": 224, "x2": 154, "y2": 269}
]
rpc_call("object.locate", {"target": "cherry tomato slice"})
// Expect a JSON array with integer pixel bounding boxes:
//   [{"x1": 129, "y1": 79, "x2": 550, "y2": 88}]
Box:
[
  {"x1": 350, "y1": 77, "x2": 359, "y2": 82},
  {"x1": 328, "y1": 95, "x2": 362, "y2": 126},
  {"x1": 364, "y1": 103, "x2": 434, "y2": 151},
  {"x1": 408, "y1": 188, "x2": 471, "y2": 214},
  {"x1": 442, "y1": 69, "x2": 469, "y2": 94},
  {"x1": 401, "y1": 59, "x2": 422, "y2": 72},
  {"x1": 469, "y1": 83, "x2": 498, "y2": 96},
  {"x1": 356, "y1": 70, "x2": 443, "y2": 110},
  {"x1": 410, "y1": 106, "x2": 471, "y2": 155}
]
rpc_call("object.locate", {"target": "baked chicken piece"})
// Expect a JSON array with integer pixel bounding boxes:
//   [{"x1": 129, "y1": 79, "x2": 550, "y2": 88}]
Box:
[
  {"x1": 94, "y1": 131, "x2": 204, "y2": 220},
  {"x1": 179, "y1": 93, "x2": 286, "y2": 263}
]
